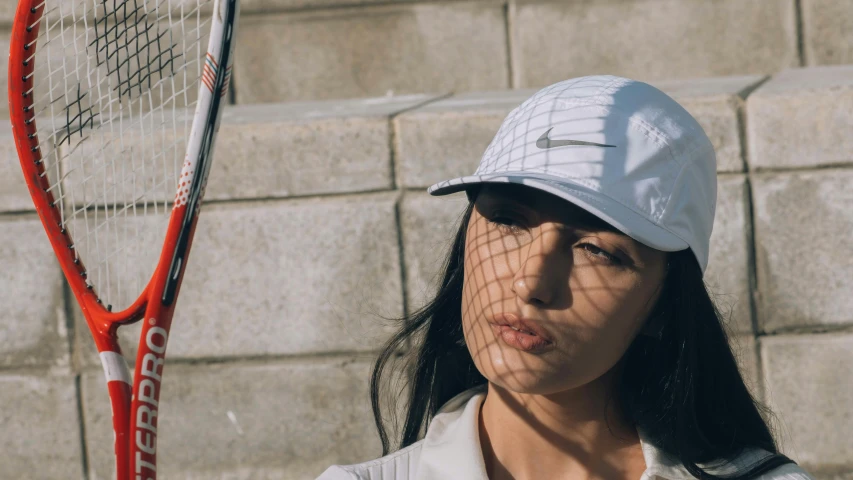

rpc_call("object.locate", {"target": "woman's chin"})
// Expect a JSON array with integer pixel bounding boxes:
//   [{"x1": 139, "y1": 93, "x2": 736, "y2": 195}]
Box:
[{"x1": 480, "y1": 367, "x2": 573, "y2": 395}]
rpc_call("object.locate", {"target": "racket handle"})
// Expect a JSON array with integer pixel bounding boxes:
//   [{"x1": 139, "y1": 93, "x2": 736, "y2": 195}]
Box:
[{"x1": 106, "y1": 380, "x2": 133, "y2": 480}]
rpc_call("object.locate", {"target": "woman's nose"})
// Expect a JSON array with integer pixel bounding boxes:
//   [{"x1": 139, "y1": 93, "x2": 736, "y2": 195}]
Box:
[{"x1": 510, "y1": 228, "x2": 569, "y2": 305}]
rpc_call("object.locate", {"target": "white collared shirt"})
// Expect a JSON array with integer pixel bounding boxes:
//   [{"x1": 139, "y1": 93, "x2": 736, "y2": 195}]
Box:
[{"x1": 316, "y1": 384, "x2": 814, "y2": 480}]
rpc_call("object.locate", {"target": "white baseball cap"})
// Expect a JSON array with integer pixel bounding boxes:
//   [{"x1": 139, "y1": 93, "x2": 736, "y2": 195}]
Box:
[{"x1": 427, "y1": 75, "x2": 717, "y2": 273}]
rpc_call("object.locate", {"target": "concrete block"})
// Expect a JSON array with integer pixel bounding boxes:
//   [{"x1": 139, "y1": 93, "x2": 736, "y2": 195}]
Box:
[
  {"x1": 511, "y1": 0, "x2": 798, "y2": 87},
  {"x1": 747, "y1": 66, "x2": 853, "y2": 170},
  {"x1": 655, "y1": 75, "x2": 767, "y2": 173},
  {"x1": 234, "y1": 2, "x2": 508, "y2": 104},
  {"x1": 394, "y1": 89, "x2": 537, "y2": 189},
  {"x1": 812, "y1": 472, "x2": 853, "y2": 480},
  {"x1": 729, "y1": 334, "x2": 760, "y2": 399},
  {"x1": 0, "y1": 373, "x2": 83, "y2": 479},
  {"x1": 207, "y1": 94, "x2": 441, "y2": 201},
  {"x1": 238, "y1": 0, "x2": 507, "y2": 15},
  {"x1": 0, "y1": 123, "x2": 34, "y2": 213},
  {"x1": 0, "y1": 216, "x2": 69, "y2": 368},
  {"x1": 811, "y1": 471, "x2": 853, "y2": 480},
  {"x1": 752, "y1": 170, "x2": 853, "y2": 332},
  {"x1": 76, "y1": 192, "x2": 404, "y2": 364},
  {"x1": 761, "y1": 334, "x2": 853, "y2": 472},
  {"x1": 83, "y1": 358, "x2": 385, "y2": 479},
  {"x1": 0, "y1": 27, "x2": 8, "y2": 115},
  {"x1": 802, "y1": 0, "x2": 853, "y2": 66},
  {"x1": 239, "y1": 0, "x2": 422, "y2": 12},
  {"x1": 400, "y1": 190, "x2": 470, "y2": 313},
  {"x1": 705, "y1": 175, "x2": 754, "y2": 334},
  {"x1": 0, "y1": 2, "x2": 16, "y2": 22}
]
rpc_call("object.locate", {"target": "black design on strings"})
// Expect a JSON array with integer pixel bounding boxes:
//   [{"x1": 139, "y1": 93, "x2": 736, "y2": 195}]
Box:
[
  {"x1": 89, "y1": 0, "x2": 182, "y2": 99},
  {"x1": 57, "y1": 84, "x2": 98, "y2": 146}
]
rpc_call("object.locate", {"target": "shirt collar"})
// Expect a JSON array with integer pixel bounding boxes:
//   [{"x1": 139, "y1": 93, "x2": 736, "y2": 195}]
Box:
[{"x1": 414, "y1": 384, "x2": 775, "y2": 480}]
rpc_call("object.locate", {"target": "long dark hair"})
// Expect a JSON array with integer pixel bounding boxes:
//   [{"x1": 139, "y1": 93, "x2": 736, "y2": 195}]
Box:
[{"x1": 368, "y1": 186, "x2": 795, "y2": 479}]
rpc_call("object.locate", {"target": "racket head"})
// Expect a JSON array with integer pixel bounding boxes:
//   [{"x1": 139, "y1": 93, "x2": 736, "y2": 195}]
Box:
[{"x1": 8, "y1": 1, "x2": 217, "y2": 345}]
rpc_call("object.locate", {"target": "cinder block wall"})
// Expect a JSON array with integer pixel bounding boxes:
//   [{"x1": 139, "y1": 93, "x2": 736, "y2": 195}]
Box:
[
  {"x1": 228, "y1": 0, "x2": 853, "y2": 104},
  {"x1": 3, "y1": 0, "x2": 853, "y2": 111},
  {"x1": 3, "y1": 66, "x2": 853, "y2": 479},
  {"x1": 2, "y1": 1, "x2": 853, "y2": 479}
]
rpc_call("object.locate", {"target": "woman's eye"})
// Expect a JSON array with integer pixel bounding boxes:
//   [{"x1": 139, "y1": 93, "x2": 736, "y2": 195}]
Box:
[
  {"x1": 580, "y1": 243, "x2": 622, "y2": 265},
  {"x1": 486, "y1": 216, "x2": 523, "y2": 234}
]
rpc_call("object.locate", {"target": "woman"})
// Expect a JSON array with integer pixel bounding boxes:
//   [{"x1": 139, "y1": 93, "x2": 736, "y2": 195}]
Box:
[{"x1": 316, "y1": 75, "x2": 814, "y2": 480}]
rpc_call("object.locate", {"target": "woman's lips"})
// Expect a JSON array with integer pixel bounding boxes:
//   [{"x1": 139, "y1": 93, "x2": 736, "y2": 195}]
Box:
[
  {"x1": 491, "y1": 324, "x2": 553, "y2": 352},
  {"x1": 489, "y1": 312, "x2": 553, "y2": 343}
]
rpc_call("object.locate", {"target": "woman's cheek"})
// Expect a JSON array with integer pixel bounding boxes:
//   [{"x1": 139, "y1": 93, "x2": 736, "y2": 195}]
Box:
[{"x1": 569, "y1": 280, "x2": 651, "y2": 346}]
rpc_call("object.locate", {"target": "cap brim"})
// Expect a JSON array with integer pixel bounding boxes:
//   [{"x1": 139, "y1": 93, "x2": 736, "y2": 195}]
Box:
[{"x1": 427, "y1": 172, "x2": 689, "y2": 253}]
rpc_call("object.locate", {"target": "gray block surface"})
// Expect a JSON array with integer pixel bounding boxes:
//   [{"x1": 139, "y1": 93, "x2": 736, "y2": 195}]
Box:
[
  {"x1": 752, "y1": 170, "x2": 853, "y2": 332},
  {"x1": 0, "y1": 27, "x2": 8, "y2": 115},
  {"x1": 0, "y1": 123, "x2": 33, "y2": 213},
  {"x1": 394, "y1": 90, "x2": 536, "y2": 189},
  {"x1": 0, "y1": 216, "x2": 69, "y2": 368},
  {"x1": 76, "y1": 192, "x2": 404, "y2": 364},
  {"x1": 83, "y1": 358, "x2": 384, "y2": 479},
  {"x1": 239, "y1": 0, "x2": 425, "y2": 12},
  {"x1": 656, "y1": 75, "x2": 766, "y2": 173},
  {"x1": 207, "y1": 95, "x2": 441, "y2": 201},
  {"x1": 511, "y1": 0, "x2": 798, "y2": 87},
  {"x1": 235, "y1": 3, "x2": 508, "y2": 104},
  {"x1": 400, "y1": 190, "x2": 470, "y2": 313},
  {"x1": 747, "y1": 66, "x2": 853, "y2": 170},
  {"x1": 0, "y1": 373, "x2": 82, "y2": 480},
  {"x1": 802, "y1": 0, "x2": 853, "y2": 66},
  {"x1": 705, "y1": 175, "x2": 754, "y2": 334},
  {"x1": 761, "y1": 334, "x2": 853, "y2": 472},
  {"x1": 730, "y1": 334, "x2": 760, "y2": 399}
]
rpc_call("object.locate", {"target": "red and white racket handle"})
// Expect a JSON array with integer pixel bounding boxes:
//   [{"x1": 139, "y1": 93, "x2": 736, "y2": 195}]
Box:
[
  {"x1": 100, "y1": 349, "x2": 134, "y2": 478},
  {"x1": 127, "y1": 267, "x2": 185, "y2": 480}
]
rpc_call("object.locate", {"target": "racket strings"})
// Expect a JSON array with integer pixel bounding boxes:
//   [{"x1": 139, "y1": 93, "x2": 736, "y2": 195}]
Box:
[{"x1": 25, "y1": 0, "x2": 212, "y2": 312}]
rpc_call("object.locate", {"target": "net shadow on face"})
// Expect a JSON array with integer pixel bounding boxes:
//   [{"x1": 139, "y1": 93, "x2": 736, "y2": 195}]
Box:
[{"x1": 458, "y1": 182, "x2": 668, "y2": 432}]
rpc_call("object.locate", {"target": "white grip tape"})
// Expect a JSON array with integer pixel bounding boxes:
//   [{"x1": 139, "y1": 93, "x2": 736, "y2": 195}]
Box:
[{"x1": 100, "y1": 351, "x2": 132, "y2": 385}]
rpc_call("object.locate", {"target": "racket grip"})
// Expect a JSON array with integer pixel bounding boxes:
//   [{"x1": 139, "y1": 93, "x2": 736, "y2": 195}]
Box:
[{"x1": 106, "y1": 379, "x2": 133, "y2": 480}]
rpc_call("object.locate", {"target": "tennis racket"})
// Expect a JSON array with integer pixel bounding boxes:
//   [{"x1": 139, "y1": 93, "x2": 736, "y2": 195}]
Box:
[{"x1": 8, "y1": 1, "x2": 239, "y2": 478}]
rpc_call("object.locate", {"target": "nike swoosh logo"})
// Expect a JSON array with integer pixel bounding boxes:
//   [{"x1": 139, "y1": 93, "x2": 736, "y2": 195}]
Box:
[{"x1": 536, "y1": 128, "x2": 616, "y2": 149}]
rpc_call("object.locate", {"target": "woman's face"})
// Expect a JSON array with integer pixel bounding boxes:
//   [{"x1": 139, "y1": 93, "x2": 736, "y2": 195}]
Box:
[{"x1": 461, "y1": 183, "x2": 668, "y2": 395}]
